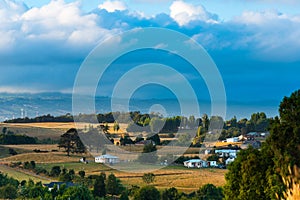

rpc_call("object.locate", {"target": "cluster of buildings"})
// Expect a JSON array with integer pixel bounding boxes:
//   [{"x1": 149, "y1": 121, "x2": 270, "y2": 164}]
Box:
[
  {"x1": 183, "y1": 132, "x2": 268, "y2": 169},
  {"x1": 183, "y1": 148, "x2": 239, "y2": 169}
]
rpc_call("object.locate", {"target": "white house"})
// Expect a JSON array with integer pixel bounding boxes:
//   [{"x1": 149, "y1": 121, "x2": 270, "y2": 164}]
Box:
[
  {"x1": 225, "y1": 157, "x2": 235, "y2": 165},
  {"x1": 215, "y1": 149, "x2": 239, "y2": 158},
  {"x1": 226, "y1": 137, "x2": 239, "y2": 143},
  {"x1": 184, "y1": 159, "x2": 207, "y2": 168},
  {"x1": 95, "y1": 154, "x2": 119, "y2": 164}
]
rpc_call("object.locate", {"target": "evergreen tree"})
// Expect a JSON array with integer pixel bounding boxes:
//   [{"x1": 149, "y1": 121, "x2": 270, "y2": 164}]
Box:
[
  {"x1": 58, "y1": 128, "x2": 86, "y2": 156},
  {"x1": 93, "y1": 174, "x2": 106, "y2": 198},
  {"x1": 106, "y1": 173, "x2": 123, "y2": 197}
]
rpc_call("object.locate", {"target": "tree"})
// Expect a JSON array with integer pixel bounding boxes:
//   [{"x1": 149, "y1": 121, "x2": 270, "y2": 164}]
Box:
[
  {"x1": 207, "y1": 154, "x2": 219, "y2": 162},
  {"x1": 106, "y1": 173, "x2": 123, "y2": 197},
  {"x1": 150, "y1": 117, "x2": 164, "y2": 133},
  {"x1": 2, "y1": 127, "x2": 7, "y2": 134},
  {"x1": 0, "y1": 184, "x2": 17, "y2": 199},
  {"x1": 113, "y1": 121, "x2": 120, "y2": 132},
  {"x1": 8, "y1": 148, "x2": 17, "y2": 155},
  {"x1": 50, "y1": 166, "x2": 61, "y2": 177},
  {"x1": 120, "y1": 190, "x2": 129, "y2": 200},
  {"x1": 263, "y1": 89, "x2": 300, "y2": 197},
  {"x1": 120, "y1": 135, "x2": 134, "y2": 146},
  {"x1": 202, "y1": 114, "x2": 209, "y2": 131},
  {"x1": 279, "y1": 90, "x2": 300, "y2": 126},
  {"x1": 147, "y1": 133, "x2": 160, "y2": 145},
  {"x1": 197, "y1": 184, "x2": 224, "y2": 200},
  {"x1": 188, "y1": 115, "x2": 196, "y2": 129},
  {"x1": 103, "y1": 123, "x2": 109, "y2": 133},
  {"x1": 78, "y1": 170, "x2": 85, "y2": 179},
  {"x1": 58, "y1": 128, "x2": 86, "y2": 156},
  {"x1": 133, "y1": 185, "x2": 160, "y2": 200},
  {"x1": 161, "y1": 187, "x2": 181, "y2": 200},
  {"x1": 56, "y1": 185, "x2": 93, "y2": 200},
  {"x1": 177, "y1": 133, "x2": 192, "y2": 146},
  {"x1": 142, "y1": 173, "x2": 155, "y2": 184},
  {"x1": 93, "y1": 174, "x2": 106, "y2": 198}
]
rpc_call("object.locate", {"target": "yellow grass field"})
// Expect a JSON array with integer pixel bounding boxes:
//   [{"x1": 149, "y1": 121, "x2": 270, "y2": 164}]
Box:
[
  {"x1": 36, "y1": 162, "x2": 226, "y2": 193},
  {"x1": 0, "y1": 143, "x2": 227, "y2": 192},
  {"x1": 0, "y1": 122, "x2": 227, "y2": 192}
]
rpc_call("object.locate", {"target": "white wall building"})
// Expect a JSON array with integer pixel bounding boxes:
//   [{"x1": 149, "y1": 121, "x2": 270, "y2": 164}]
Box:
[
  {"x1": 184, "y1": 159, "x2": 207, "y2": 168},
  {"x1": 215, "y1": 149, "x2": 239, "y2": 158},
  {"x1": 226, "y1": 137, "x2": 239, "y2": 143},
  {"x1": 95, "y1": 154, "x2": 119, "y2": 164}
]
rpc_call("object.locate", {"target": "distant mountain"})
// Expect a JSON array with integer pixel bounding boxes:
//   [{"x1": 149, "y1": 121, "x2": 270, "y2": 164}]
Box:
[{"x1": 0, "y1": 92, "x2": 279, "y2": 121}]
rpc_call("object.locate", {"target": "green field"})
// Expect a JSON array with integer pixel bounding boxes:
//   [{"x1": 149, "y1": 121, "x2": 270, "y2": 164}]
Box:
[{"x1": 0, "y1": 164, "x2": 54, "y2": 183}]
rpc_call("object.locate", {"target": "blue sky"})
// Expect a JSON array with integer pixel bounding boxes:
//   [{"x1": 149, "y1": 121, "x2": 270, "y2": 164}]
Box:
[{"x1": 1, "y1": 0, "x2": 300, "y2": 118}]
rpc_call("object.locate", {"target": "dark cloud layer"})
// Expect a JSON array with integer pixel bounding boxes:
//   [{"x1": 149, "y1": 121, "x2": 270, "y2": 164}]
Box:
[{"x1": 0, "y1": 0, "x2": 299, "y2": 111}]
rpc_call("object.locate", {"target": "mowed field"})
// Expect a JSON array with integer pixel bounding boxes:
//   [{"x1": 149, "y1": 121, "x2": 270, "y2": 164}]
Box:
[{"x1": 0, "y1": 122, "x2": 227, "y2": 193}]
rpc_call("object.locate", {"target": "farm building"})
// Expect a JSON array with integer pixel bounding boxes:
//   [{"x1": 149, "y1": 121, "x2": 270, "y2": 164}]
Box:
[
  {"x1": 226, "y1": 137, "x2": 239, "y2": 143},
  {"x1": 95, "y1": 154, "x2": 119, "y2": 164},
  {"x1": 184, "y1": 159, "x2": 207, "y2": 168},
  {"x1": 215, "y1": 149, "x2": 239, "y2": 158}
]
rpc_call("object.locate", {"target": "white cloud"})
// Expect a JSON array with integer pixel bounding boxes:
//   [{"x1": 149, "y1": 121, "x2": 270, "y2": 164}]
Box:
[
  {"x1": 169, "y1": 1, "x2": 218, "y2": 26},
  {"x1": 0, "y1": 0, "x2": 120, "y2": 53},
  {"x1": 235, "y1": 10, "x2": 289, "y2": 25},
  {"x1": 98, "y1": 0, "x2": 127, "y2": 13},
  {"x1": 20, "y1": 0, "x2": 102, "y2": 44}
]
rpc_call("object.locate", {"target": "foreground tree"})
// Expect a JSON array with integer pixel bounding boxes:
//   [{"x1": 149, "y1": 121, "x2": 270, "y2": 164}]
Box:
[
  {"x1": 93, "y1": 174, "x2": 106, "y2": 198},
  {"x1": 224, "y1": 89, "x2": 300, "y2": 199},
  {"x1": 197, "y1": 184, "x2": 224, "y2": 200},
  {"x1": 106, "y1": 173, "x2": 123, "y2": 197},
  {"x1": 133, "y1": 186, "x2": 160, "y2": 200},
  {"x1": 56, "y1": 185, "x2": 93, "y2": 200},
  {"x1": 161, "y1": 187, "x2": 181, "y2": 200},
  {"x1": 0, "y1": 184, "x2": 17, "y2": 199}
]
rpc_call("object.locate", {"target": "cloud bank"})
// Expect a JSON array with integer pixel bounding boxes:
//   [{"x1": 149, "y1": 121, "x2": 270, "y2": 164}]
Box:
[{"x1": 0, "y1": 0, "x2": 299, "y2": 103}]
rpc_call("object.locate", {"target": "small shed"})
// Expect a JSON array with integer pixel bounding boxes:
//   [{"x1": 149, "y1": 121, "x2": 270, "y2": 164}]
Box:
[{"x1": 95, "y1": 154, "x2": 119, "y2": 164}]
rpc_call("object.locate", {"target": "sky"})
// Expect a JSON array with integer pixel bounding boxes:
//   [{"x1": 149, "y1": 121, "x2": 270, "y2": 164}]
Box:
[{"x1": 1, "y1": 0, "x2": 300, "y2": 118}]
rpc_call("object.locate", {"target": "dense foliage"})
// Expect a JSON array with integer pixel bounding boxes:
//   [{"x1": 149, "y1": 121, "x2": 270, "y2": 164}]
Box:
[
  {"x1": 0, "y1": 133, "x2": 37, "y2": 144},
  {"x1": 224, "y1": 89, "x2": 300, "y2": 199}
]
